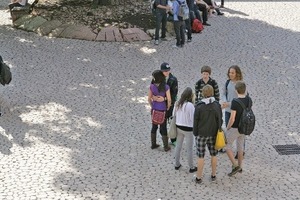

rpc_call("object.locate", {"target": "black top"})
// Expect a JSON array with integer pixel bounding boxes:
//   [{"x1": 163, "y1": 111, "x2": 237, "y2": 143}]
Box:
[
  {"x1": 193, "y1": 101, "x2": 223, "y2": 137},
  {"x1": 231, "y1": 96, "x2": 252, "y2": 128}
]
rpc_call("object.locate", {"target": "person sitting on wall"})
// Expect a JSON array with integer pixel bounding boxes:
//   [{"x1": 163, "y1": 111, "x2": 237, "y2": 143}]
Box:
[{"x1": 9, "y1": 0, "x2": 27, "y2": 10}]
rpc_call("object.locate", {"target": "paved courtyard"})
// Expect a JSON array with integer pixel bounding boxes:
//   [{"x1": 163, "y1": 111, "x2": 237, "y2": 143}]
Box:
[{"x1": 0, "y1": 0, "x2": 300, "y2": 199}]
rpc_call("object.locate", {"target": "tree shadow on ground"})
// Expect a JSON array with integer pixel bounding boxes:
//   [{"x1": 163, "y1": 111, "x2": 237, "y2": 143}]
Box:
[{"x1": 0, "y1": 4, "x2": 299, "y2": 198}]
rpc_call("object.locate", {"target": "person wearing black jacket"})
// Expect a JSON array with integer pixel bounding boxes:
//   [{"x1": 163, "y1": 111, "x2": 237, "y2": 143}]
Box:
[{"x1": 193, "y1": 85, "x2": 222, "y2": 184}]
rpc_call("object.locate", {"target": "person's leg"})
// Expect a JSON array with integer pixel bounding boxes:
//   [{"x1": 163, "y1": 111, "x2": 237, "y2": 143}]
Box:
[
  {"x1": 160, "y1": 119, "x2": 170, "y2": 151},
  {"x1": 185, "y1": 18, "x2": 192, "y2": 41},
  {"x1": 226, "y1": 128, "x2": 242, "y2": 176},
  {"x1": 174, "y1": 128, "x2": 185, "y2": 168},
  {"x1": 211, "y1": 156, "x2": 217, "y2": 176},
  {"x1": 161, "y1": 12, "x2": 167, "y2": 38},
  {"x1": 173, "y1": 21, "x2": 181, "y2": 47},
  {"x1": 179, "y1": 21, "x2": 185, "y2": 46},
  {"x1": 195, "y1": 137, "x2": 206, "y2": 181},
  {"x1": 236, "y1": 134, "x2": 246, "y2": 168},
  {"x1": 151, "y1": 124, "x2": 159, "y2": 149},
  {"x1": 197, "y1": 157, "x2": 204, "y2": 178},
  {"x1": 225, "y1": 128, "x2": 239, "y2": 166},
  {"x1": 197, "y1": 4, "x2": 207, "y2": 23},
  {"x1": 207, "y1": 136, "x2": 218, "y2": 177},
  {"x1": 155, "y1": 11, "x2": 163, "y2": 41},
  {"x1": 220, "y1": 0, "x2": 224, "y2": 7},
  {"x1": 194, "y1": 7, "x2": 202, "y2": 22},
  {"x1": 9, "y1": 2, "x2": 22, "y2": 10},
  {"x1": 185, "y1": 132, "x2": 195, "y2": 169}
]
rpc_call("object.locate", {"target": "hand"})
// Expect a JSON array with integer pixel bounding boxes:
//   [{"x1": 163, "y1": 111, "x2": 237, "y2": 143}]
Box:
[{"x1": 221, "y1": 102, "x2": 229, "y2": 109}]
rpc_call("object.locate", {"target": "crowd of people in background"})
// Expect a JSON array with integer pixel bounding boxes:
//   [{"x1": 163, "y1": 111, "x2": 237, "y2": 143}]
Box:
[
  {"x1": 153, "y1": 0, "x2": 225, "y2": 47},
  {"x1": 148, "y1": 62, "x2": 253, "y2": 184}
]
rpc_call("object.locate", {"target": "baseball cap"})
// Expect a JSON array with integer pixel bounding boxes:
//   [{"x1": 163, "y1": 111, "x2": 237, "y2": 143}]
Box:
[{"x1": 160, "y1": 62, "x2": 171, "y2": 72}]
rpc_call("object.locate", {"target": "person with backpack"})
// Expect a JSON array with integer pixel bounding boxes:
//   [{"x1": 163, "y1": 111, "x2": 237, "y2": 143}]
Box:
[
  {"x1": 148, "y1": 70, "x2": 172, "y2": 152},
  {"x1": 194, "y1": 65, "x2": 220, "y2": 104},
  {"x1": 193, "y1": 85, "x2": 223, "y2": 184},
  {"x1": 153, "y1": 0, "x2": 171, "y2": 45},
  {"x1": 225, "y1": 81, "x2": 253, "y2": 176},
  {"x1": 220, "y1": 65, "x2": 244, "y2": 154},
  {"x1": 172, "y1": 0, "x2": 189, "y2": 48}
]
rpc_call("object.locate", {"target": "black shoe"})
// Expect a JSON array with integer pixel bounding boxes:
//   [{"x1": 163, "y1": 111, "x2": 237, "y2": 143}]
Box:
[
  {"x1": 228, "y1": 166, "x2": 242, "y2": 177},
  {"x1": 203, "y1": 23, "x2": 211, "y2": 26},
  {"x1": 189, "y1": 167, "x2": 197, "y2": 173},
  {"x1": 211, "y1": 175, "x2": 216, "y2": 182},
  {"x1": 151, "y1": 144, "x2": 160, "y2": 149},
  {"x1": 175, "y1": 164, "x2": 182, "y2": 170},
  {"x1": 193, "y1": 175, "x2": 203, "y2": 184}
]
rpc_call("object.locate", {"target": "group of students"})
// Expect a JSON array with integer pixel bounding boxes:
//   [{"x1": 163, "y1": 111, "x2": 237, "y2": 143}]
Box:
[
  {"x1": 148, "y1": 63, "x2": 253, "y2": 184},
  {"x1": 153, "y1": 0, "x2": 225, "y2": 47}
]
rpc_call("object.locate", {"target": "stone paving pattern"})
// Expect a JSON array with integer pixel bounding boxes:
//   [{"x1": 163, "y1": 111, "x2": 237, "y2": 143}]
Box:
[{"x1": 0, "y1": 0, "x2": 300, "y2": 199}]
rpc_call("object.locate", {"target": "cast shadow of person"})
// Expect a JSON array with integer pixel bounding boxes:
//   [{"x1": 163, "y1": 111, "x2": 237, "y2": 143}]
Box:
[{"x1": 0, "y1": 101, "x2": 32, "y2": 155}]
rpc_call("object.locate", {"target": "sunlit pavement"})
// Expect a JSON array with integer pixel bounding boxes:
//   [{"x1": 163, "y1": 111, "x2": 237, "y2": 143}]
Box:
[{"x1": 0, "y1": 0, "x2": 299, "y2": 199}]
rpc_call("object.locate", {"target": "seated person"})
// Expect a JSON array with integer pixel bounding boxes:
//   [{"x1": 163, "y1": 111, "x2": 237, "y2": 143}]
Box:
[
  {"x1": 203, "y1": 0, "x2": 224, "y2": 16},
  {"x1": 195, "y1": 0, "x2": 210, "y2": 26},
  {"x1": 9, "y1": 0, "x2": 27, "y2": 10}
]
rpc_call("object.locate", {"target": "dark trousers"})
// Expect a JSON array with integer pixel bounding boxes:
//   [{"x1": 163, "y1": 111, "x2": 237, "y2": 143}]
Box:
[
  {"x1": 185, "y1": 18, "x2": 192, "y2": 40},
  {"x1": 221, "y1": 0, "x2": 224, "y2": 6},
  {"x1": 155, "y1": 11, "x2": 167, "y2": 40},
  {"x1": 9, "y1": 3, "x2": 23, "y2": 10},
  {"x1": 151, "y1": 119, "x2": 167, "y2": 136},
  {"x1": 174, "y1": 20, "x2": 185, "y2": 46},
  {"x1": 196, "y1": 3, "x2": 208, "y2": 23}
]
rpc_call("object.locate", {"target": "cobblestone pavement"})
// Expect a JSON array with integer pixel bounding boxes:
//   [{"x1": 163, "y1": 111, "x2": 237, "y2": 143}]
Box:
[{"x1": 0, "y1": 0, "x2": 300, "y2": 199}]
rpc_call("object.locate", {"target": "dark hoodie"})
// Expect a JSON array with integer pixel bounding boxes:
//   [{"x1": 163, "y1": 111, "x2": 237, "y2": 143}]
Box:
[{"x1": 193, "y1": 97, "x2": 223, "y2": 137}]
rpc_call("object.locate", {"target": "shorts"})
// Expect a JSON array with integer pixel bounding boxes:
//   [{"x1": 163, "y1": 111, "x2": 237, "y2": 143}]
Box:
[
  {"x1": 196, "y1": 136, "x2": 218, "y2": 158},
  {"x1": 226, "y1": 128, "x2": 245, "y2": 152}
]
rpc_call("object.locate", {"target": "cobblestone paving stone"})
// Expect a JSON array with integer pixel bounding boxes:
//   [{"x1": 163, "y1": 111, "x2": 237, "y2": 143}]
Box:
[{"x1": 0, "y1": 0, "x2": 300, "y2": 199}]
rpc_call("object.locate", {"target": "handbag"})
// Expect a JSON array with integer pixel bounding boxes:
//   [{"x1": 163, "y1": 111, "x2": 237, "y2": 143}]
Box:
[
  {"x1": 214, "y1": 129, "x2": 226, "y2": 150},
  {"x1": 168, "y1": 115, "x2": 177, "y2": 139},
  {"x1": 152, "y1": 110, "x2": 166, "y2": 125}
]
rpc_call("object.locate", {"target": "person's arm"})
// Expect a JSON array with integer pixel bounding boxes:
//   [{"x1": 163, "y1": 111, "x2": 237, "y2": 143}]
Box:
[
  {"x1": 227, "y1": 110, "x2": 236, "y2": 130},
  {"x1": 156, "y1": 0, "x2": 171, "y2": 11},
  {"x1": 195, "y1": 81, "x2": 200, "y2": 103},
  {"x1": 221, "y1": 82, "x2": 228, "y2": 109},
  {"x1": 148, "y1": 89, "x2": 153, "y2": 109},
  {"x1": 193, "y1": 106, "x2": 200, "y2": 136},
  {"x1": 166, "y1": 89, "x2": 171, "y2": 110},
  {"x1": 214, "y1": 81, "x2": 220, "y2": 102},
  {"x1": 172, "y1": 78, "x2": 178, "y2": 103}
]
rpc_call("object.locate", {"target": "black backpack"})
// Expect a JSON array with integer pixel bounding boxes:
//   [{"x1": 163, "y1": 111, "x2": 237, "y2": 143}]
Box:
[
  {"x1": 0, "y1": 56, "x2": 12, "y2": 86},
  {"x1": 234, "y1": 98, "x2": 255, "y2": 135}
]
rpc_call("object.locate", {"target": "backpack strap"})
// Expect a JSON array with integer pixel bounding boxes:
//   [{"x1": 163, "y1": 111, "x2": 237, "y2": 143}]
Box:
[{"x1": 235, "y1": 98, "x2": 252, "y2": 110}]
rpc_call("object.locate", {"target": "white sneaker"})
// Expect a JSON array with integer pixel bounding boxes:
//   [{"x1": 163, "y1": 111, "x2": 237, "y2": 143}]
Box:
[{"x1": 155, "y1": 40, "x2": 159, "y2": 45}]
